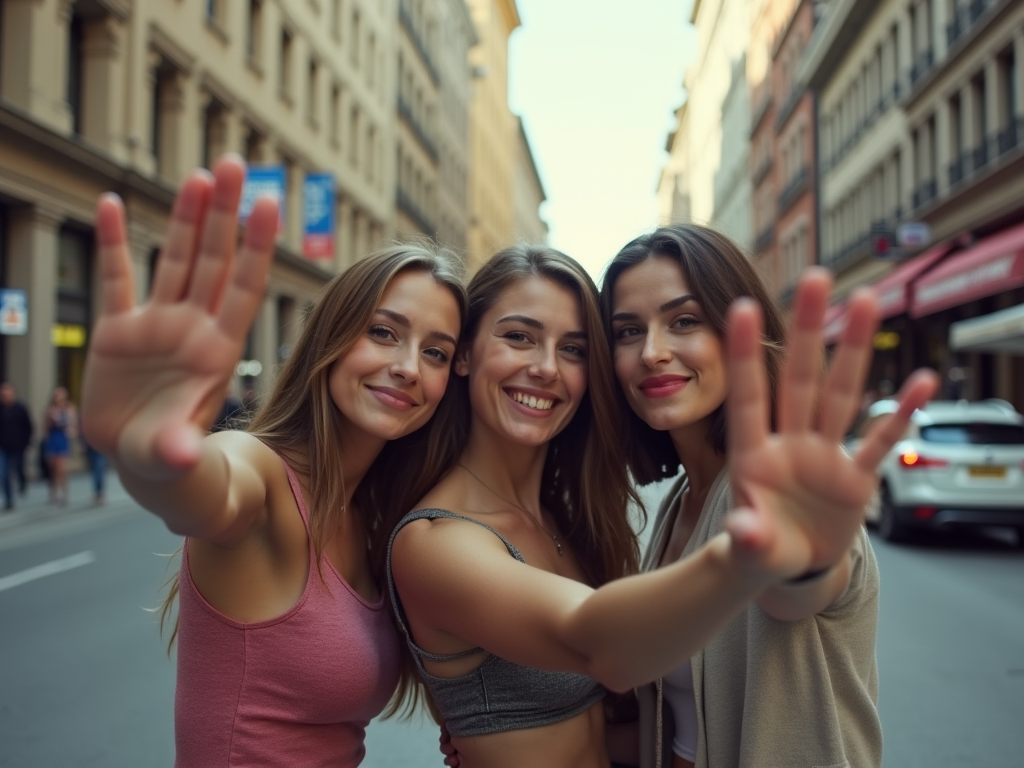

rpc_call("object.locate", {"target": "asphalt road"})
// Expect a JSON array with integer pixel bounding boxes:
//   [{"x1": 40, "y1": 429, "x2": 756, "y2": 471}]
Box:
[{"x1": 1, "y1": 476, "x2": 1022, "y2": 767}]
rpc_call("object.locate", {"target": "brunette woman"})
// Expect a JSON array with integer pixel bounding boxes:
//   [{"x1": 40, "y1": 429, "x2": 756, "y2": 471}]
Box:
[
  {"x1": 601, "y1": 224, "x2": 938, "y2": 768},
  {"x1": 43, "y1": 386, "x2": 77, "y2": 505},
  {"x1": 389, "y1": 244, "x2": 931, "y2": 768},
  {"x1": 80, "y1": 156, "x2": 466, "y2": 768}
]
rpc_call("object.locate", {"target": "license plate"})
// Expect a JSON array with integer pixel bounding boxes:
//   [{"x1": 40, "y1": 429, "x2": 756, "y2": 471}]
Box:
[{"x1": 968, "y1": 466, "x2": 1006, "y2": 478}]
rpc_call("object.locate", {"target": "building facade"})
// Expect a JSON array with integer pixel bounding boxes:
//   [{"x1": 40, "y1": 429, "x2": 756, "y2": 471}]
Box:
[
  {"x1": 802, "y1": 0, "x2": 1024, "y2": 409},
  {"x1": 512, "y1": 116, "x2": 547, "y2": 244},
  {"x1": 465, "y1": 0, "x2": 520, "y2": 271}
]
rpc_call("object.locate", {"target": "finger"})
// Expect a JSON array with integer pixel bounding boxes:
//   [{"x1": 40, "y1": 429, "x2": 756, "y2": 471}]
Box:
[
  {"x1": 817, "y1": 288, "x2": 878, "y2": 441},
  {"x1": 778, "y1": 269, "x2": 830, "y2": 433},
  {"x1": 854, "y1": 369, "x2": 939, "y2": 471},
  {"x1": 150, "y1": 170, "x2": 214, "y2": 304},
  {"x1": 726, "y1": 299, "x2": 769, "y2": 454},
  {"x1": 215, "y1": 196, "x2": 278, "y2": 342},
  {"x1": 153, "y1": 422, "x2": 205, "y2": 471},
  {"x1": 95, "y1": 194, "x2": 136, "y2": 315},
  {"x1": 186, "y1": 155, "x2": 246, "y2": 311}
]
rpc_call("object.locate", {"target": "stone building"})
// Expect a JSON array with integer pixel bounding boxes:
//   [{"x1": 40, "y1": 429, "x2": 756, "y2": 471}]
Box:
[{"x1": 512, "y1": 116, "x2": 547, "y2": 245}]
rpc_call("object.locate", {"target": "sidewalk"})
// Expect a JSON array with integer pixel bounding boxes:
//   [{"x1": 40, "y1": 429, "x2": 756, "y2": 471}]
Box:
[{"x1": 0, "y1": 469, "x2": 132, "y2": 535}]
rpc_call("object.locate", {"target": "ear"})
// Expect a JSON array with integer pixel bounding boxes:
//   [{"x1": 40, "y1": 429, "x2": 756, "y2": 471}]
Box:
[{"x1": 454, "y1": 345, "x2": 471, "y2": 377}]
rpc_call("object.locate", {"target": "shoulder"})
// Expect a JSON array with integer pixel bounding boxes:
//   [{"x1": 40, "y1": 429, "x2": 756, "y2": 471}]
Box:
[{"x1": 391, "y1": 509, "x2": 517, "y2": 577}]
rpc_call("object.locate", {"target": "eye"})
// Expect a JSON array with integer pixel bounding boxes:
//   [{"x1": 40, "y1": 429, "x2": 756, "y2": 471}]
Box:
[
  {"x1": 368, "y1": 324, "x2": 397, "y2": 342},
  {"x1": 614, "y1": 325, "x2": 643, "y2": 341},
  {"x1": 502, "y1": 331, "x2": 531, "y2": 344},
  {"x1": 561, "y1": 343, "x2": 588, "y2": 358},
  {"x1": 424, "y1": 347, "x2": 451, "y2": 363},
  {"x1": 671, "y1": 315, "x2": 700, "y2": 330}
]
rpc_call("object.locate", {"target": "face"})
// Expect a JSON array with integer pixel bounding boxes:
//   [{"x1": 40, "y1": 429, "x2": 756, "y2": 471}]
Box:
[
  {"x1": 0, "y1": 384, "x2": 12, "y2": 406},
  {"x1": 457, "y1": 276, "x2": 589, "y2": 448},
  {"x1": 53, "y1": 387, "x2": 68, "y2": 406},
  {"x1": 328, "y1": 269, "x2": 461, "y2": 444},
  {"x1": 610, "y1": 256, "x2": 727, "y2": 434}
]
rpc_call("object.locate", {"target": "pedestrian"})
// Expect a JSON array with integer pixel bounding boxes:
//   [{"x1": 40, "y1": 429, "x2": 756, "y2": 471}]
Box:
[
  {"x1": 600, "y1": 224, "x2": 938, "y2": 768},
  {"x1": 43, "y1": 386, "x2": 77, "y2": 506},
  {"x1": 389, "y1": 243, "x2": 935, "y2": 768},
  {"x1": 80, "y1": 156, "x2": 467, "y2": 768},
  {"x1": 82, "y1": 437, "x2": 107, "y2": 505},
  {"x1": 0, "y1": 381, "x2": 33, "y2": 511}
]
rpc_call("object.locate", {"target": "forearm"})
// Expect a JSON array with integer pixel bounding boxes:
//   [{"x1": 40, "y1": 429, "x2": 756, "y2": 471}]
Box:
[
  {"x1": 564, "y1": 533, "x2": 767, "y2": 692},
  {"x1": 115, "y1": 438, "x2": 257, "y2": 542},
  {"x1": 756, "y1": 549, "x2": 852, "y2": 621}
]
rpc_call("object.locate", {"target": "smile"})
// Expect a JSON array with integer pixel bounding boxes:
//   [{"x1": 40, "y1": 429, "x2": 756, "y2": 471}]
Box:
[
  {"x1": 506, "y1": 388, "x2": 557, "y2": 411},
  {"x1": 638, "y1": 375, "x2": 690, "y2": 399},
  {"x1": 367, "y1": 386, "x2": 417, "y2": 410}
]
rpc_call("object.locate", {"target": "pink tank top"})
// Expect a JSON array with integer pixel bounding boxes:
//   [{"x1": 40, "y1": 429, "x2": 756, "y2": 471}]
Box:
[{"x1": 174, "y1": 459, "x2": 401, "y2": 767}]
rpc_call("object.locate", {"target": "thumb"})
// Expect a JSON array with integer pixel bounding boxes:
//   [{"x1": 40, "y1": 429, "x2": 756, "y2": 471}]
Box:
[{"x1": 153, "y1": 422, "x2": 205, "y2": 471}]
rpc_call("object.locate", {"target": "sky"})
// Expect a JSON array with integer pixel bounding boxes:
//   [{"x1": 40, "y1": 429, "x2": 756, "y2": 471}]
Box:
[{"x1": 508, "y1": 0, "x2": 697, "y2": 281}]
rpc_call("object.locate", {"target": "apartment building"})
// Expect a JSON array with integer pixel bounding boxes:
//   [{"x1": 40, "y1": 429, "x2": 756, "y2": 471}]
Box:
[
  {"x1": 802, "y1": 0, "x2": 1024, "y2": 408},
  {"x1": 0, "y1": 0, "x2": 396, "y2": 425}
]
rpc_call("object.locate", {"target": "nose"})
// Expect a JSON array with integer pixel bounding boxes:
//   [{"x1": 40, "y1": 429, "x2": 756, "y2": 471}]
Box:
[
  {"x1": 389, "y1": 345, "x2": 421, "y2": 383},
  {"x1": 528, "y1": 342, "x2": 559, "y2": 381},
  {"x1": 639, "y1": 326, "x2": 671, "y2": 368}
]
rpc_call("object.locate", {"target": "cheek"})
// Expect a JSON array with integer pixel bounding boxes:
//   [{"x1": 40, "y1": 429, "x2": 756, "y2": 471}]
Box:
[{"x1": 421, "y1": 366, "x2": 452, "y2": 408}]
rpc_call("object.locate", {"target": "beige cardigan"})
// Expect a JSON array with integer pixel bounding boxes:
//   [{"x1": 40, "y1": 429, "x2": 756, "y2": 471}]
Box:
[{"x1": 636, "y1": 470, "x2": 883, "y2": 768}]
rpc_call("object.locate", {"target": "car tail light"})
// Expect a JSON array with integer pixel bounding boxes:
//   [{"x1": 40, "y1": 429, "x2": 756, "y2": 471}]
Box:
[
  {"x1": 914, "y1": 506, "x2": 937, "y2": 520},
  {"x1": 898, "y1": 452, "x2": 949, "y2": 469}
]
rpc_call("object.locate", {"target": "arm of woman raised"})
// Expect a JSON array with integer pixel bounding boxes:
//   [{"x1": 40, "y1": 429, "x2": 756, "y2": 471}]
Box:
[{"x1": 81, "y1": 156, "x2": 279, "y2": 545}]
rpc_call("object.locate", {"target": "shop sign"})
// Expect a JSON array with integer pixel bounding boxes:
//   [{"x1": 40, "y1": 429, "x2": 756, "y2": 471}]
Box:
[
  {"x1": 240, "y1": 165, "x2": 286, "y2": 233},
  {"x1": 873, "y1": 331, "x2": 900, "y2": 351},
  {"x1": 0, "y1": 289, "x2": 27, "y2": 335},
  {"x1": 302, "y1": 172, "x2": 335, "y2": 260},
  {"x1": 897, "y1": 222, "x2": 932, "y2": 248},
  {"x1": 52, "y1": 323, "x2": 87, "y2": 348}
]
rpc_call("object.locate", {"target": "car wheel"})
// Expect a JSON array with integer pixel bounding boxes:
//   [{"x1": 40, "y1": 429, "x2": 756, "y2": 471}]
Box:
[{"x1": 878, "y1": 484, "x2": 912, "y2": 543}]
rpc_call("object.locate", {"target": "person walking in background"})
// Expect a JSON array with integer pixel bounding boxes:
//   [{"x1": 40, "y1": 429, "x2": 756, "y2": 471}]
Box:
[
  {"x1": 0, "y1": 381, "x2": 33, "y2": 511},
  {"x1": 43, "y1": 386, "x2": 77, "y2": 506},
  {"x1": 82, "y1": 437, "x2": 107, "y2": 505}
]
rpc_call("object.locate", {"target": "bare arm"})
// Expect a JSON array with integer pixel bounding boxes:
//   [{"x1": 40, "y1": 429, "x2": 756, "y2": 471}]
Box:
[{"x1": 81, "y1": 156, "x2": 279, "y2": 544}]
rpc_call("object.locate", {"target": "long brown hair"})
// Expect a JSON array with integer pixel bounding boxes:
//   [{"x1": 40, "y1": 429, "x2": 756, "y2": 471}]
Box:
[
  {"x1": 386, "y1": 243, "x2": 642, "y2": 719},
  {"x1": 159, "y1": 243, "x2": 468, "y2": 650},
  {"x1": 599, "y1": 224, "x2": 787, "y2": 484}
]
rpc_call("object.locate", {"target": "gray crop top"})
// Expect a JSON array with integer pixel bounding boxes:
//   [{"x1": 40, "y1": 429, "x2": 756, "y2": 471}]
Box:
[{"x1": 386, "y1": 508, "x2": 606, "y2": 737}]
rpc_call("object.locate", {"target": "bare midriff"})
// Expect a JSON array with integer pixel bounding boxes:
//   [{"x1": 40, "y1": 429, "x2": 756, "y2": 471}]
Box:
[{"x1": 451, "y1": 702, "x2": 608, "y2": 768}]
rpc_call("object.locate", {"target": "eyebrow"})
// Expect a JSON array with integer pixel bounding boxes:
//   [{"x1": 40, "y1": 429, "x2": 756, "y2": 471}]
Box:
[
  {"x1": 376, "y1": 308, "x2": 457, "y2": 347},
  {"x1": 495, "y1": 314, "x2": 588, "y2": 340},
  {"x1": 611, "y1": 294, "x2": 698, "y2": 323}
]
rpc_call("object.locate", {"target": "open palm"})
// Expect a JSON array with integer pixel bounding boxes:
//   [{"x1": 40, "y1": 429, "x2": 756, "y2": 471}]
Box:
[
  {"x1": 81, "y1": 157, "x2": 279, "y2": 481},
  {"x1": 723, "y1": 271, "x2": 938, "y2": 580}
]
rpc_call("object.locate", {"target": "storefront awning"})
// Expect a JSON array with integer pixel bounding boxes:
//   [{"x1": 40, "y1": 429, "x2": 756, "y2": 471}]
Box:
[
  {"x1": 911, "y1": 222, "x2": 1024, "y2": 318},
  {"x1": 949, "y1": 303, "x2": 1024, "y2": 355},
  {"x1": 871, "y1": 242, "x2": 953, "y2": 319}
]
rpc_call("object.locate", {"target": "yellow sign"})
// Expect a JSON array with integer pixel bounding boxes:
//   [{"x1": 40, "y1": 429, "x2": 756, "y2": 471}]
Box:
[
  {"x1": 52, "y1": 324, "x2": 87, "y2": 348},
  {"x1": 873, "y1": 331, "x2": 900, "y2": 351}
]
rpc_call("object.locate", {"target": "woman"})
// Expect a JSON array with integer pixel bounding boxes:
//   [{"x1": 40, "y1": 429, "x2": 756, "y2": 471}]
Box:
[
  {"x1": 389, "y1": 244, "x2": 930, "y2": 768},
  {"x1": 601, "y1": 224, "x2": 938, "y2": 768},
  {"x1": 43, "y1": 386, "x2": 77, "y2": 505},
  {"x1": 80, "y1": 155, "x2": 466, "y2": 768}
]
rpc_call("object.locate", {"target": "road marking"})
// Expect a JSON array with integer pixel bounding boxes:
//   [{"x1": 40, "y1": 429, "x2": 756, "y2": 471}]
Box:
[{"x1": 0, "y1": 551, "x2": 96, "y2": 593}]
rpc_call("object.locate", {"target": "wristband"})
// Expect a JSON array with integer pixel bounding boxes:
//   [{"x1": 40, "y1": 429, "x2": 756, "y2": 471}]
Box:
[{"x1": 785, "y1": 563, "x2": 835, "y2": 585}]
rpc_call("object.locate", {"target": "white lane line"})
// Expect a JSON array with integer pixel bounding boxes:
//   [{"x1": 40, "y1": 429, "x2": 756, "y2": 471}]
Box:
[{"x1": 0, "y1": 551, "x2": 96, "y2": 593}]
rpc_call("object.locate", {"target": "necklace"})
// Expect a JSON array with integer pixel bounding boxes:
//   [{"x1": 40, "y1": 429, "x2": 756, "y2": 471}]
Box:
[{"x1": 457, "y1": 463, "x2": 563, "y2": 556}]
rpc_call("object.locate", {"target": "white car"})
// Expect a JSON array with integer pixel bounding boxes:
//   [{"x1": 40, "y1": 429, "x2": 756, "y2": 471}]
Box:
[{"x1": 853, "y1": 399, "x2": 1024, "y2": 544}]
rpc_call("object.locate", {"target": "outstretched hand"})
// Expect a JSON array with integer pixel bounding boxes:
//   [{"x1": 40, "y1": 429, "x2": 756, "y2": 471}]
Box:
[
  {"x1": 80, "y1": 156, "x2": 279, "y2": 482},
  {"x1": 722, "y1": 268, "x2": 938, "y2": 582}
]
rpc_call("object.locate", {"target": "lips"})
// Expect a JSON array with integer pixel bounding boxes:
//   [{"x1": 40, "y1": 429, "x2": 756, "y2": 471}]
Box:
[
  {"x1": 367, "y1": 385, "x2": 418, "y2": 410},
  {"x1": 638, "y1": 375, "x2": 690, "y2": 399},
  {"x1": 504, "y1": 387, "x2": 560, "y2": 415}
]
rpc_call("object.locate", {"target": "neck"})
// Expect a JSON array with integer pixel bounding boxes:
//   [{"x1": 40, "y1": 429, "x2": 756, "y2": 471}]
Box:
[
  {"x1": 460, "y1": 419, "x2": 548, "y2": 517},
  {"x1": 669, "y1": 419, "x2": 726, "y2": 498},
  {"x1": 333, "y1": 423, "x2": 388, "y2": 510}
]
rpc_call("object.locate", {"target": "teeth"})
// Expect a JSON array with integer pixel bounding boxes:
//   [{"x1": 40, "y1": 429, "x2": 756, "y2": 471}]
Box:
[{"x1": 511, "y1": 391, "x2": 554, "y2": 410}]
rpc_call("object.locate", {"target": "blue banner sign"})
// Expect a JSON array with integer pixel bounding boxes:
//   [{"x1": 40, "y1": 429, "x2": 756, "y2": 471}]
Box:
[{"x1": 303, "y1": 172, "x2": 335, "y2": 260}]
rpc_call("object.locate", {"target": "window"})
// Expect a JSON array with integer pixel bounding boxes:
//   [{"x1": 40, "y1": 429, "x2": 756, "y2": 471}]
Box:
[
  {"x1": 307, "y1": 58, "x2": 319, "y2": 125},
  {"x1": 368, "y1": 33, "x2": 377, "y2": 86},
  {"x1": 247, "y1": 0, "x2": 263, "y2": 63},
  {"x1": 332, "y1": 0, "x2": 343, "y2": 41},
  {"x1": 67, "y1": 13, "x2": 85, "y2": 135},
  {"x1": 351, "y1": 8, "x2": 361, "y2": 68},
  {"x1": 921, "y1": 423, "x2": 1024, "y2": 445},
  {"x1": 279, "y1": 28, "x2": 294, "y2": 100},
  {"x1": 349, "y1": 104, "x2": 360, "y2": 165},
  {"x1": 330, "y1": 83, "x2": 341, "y2": 147}
]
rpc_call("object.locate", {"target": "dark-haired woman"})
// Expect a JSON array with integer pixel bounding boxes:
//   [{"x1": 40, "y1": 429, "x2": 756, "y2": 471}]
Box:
[
  {"x1": 81, "y1": 156, "x2": 467, "y2": 767},
  {"x1": 601, "y1": 224, "x2": 938, "y2": 768},
  {"x1": 390, "y1": 243, "x2": 933, "y2": 768}
]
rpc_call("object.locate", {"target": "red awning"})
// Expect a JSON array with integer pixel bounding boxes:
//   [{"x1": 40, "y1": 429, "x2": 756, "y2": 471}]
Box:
[
  {"x1": 911, "y1": 222, "x2": 1024, "y2": 317},
  {"x1": 870, "y1": 242, "x2": 953, "y2": 319}
]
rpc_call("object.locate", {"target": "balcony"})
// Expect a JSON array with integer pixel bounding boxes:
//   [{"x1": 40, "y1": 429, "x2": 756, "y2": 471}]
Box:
[
  {"x1": 777, "y1": 166, "x2": 809, "y2": 216},
  {"x1": 752, "y1": 155, "x2": 773, "y2": 186},
  {"x1": 946, "y1": 9, "x2": 966, "y2": 47},
  {"x1": 399, "y1": 3, "x2": 441, "y2": 85},
  {"x1": 754, "y1": 223, "x2": 775, "y2": 253},
  {"x1": 968, "y1": 0, "x2": 986, "y2": 24},
  {"x1": 909, "y1": 48, "x2": 934, "y2": 87},
  {"x1": 948, "y1": 155, "x2": 965, "y2": 187},
  {"x1": 396, "y1": 188, "x2": 436, "y2": 235},
  {"x1": 996, "y1": 118, "x2": 1023, "y2": 158},
  {"x1": 775, "y1": 88, "x2": 803, "y2": 130},
  {"x1": 972, "y1": 140, "x2": 989, "y2": 172},
  {"x1": 912, "y1": 179, "x2": 938, "y2": 210}
]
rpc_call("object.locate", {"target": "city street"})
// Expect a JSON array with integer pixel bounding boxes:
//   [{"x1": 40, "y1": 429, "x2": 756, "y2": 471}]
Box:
[{"x1": 1, "y1": 476, "x2": 1022, "y2": 767}]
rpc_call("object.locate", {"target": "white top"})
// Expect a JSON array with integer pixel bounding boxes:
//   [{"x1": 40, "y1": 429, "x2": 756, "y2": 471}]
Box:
[{"x1": 662, "y1": 658, "x2": 698, "y2": 761}]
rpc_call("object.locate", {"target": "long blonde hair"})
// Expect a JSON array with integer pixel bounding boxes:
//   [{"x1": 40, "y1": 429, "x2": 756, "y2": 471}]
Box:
[{"x1": 159, "y1": 243, "x2": 468, "y2": 650}]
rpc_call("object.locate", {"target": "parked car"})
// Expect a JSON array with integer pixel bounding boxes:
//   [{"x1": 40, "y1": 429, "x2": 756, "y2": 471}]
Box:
[{"x1": 851, "y1": 399, "x2": 1024, "y2": 544}]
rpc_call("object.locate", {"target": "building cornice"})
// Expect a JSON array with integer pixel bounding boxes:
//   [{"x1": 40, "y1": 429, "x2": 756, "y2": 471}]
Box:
[
  {"x1": 516, "y1": 116, "x2": 545, "y2": 201},
  {"x1": 498, "y1": 0, "x2": 521, "y2": 34},
  {"x1": 798, "y1": 0, "x2": 876, "y2": 90}
]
